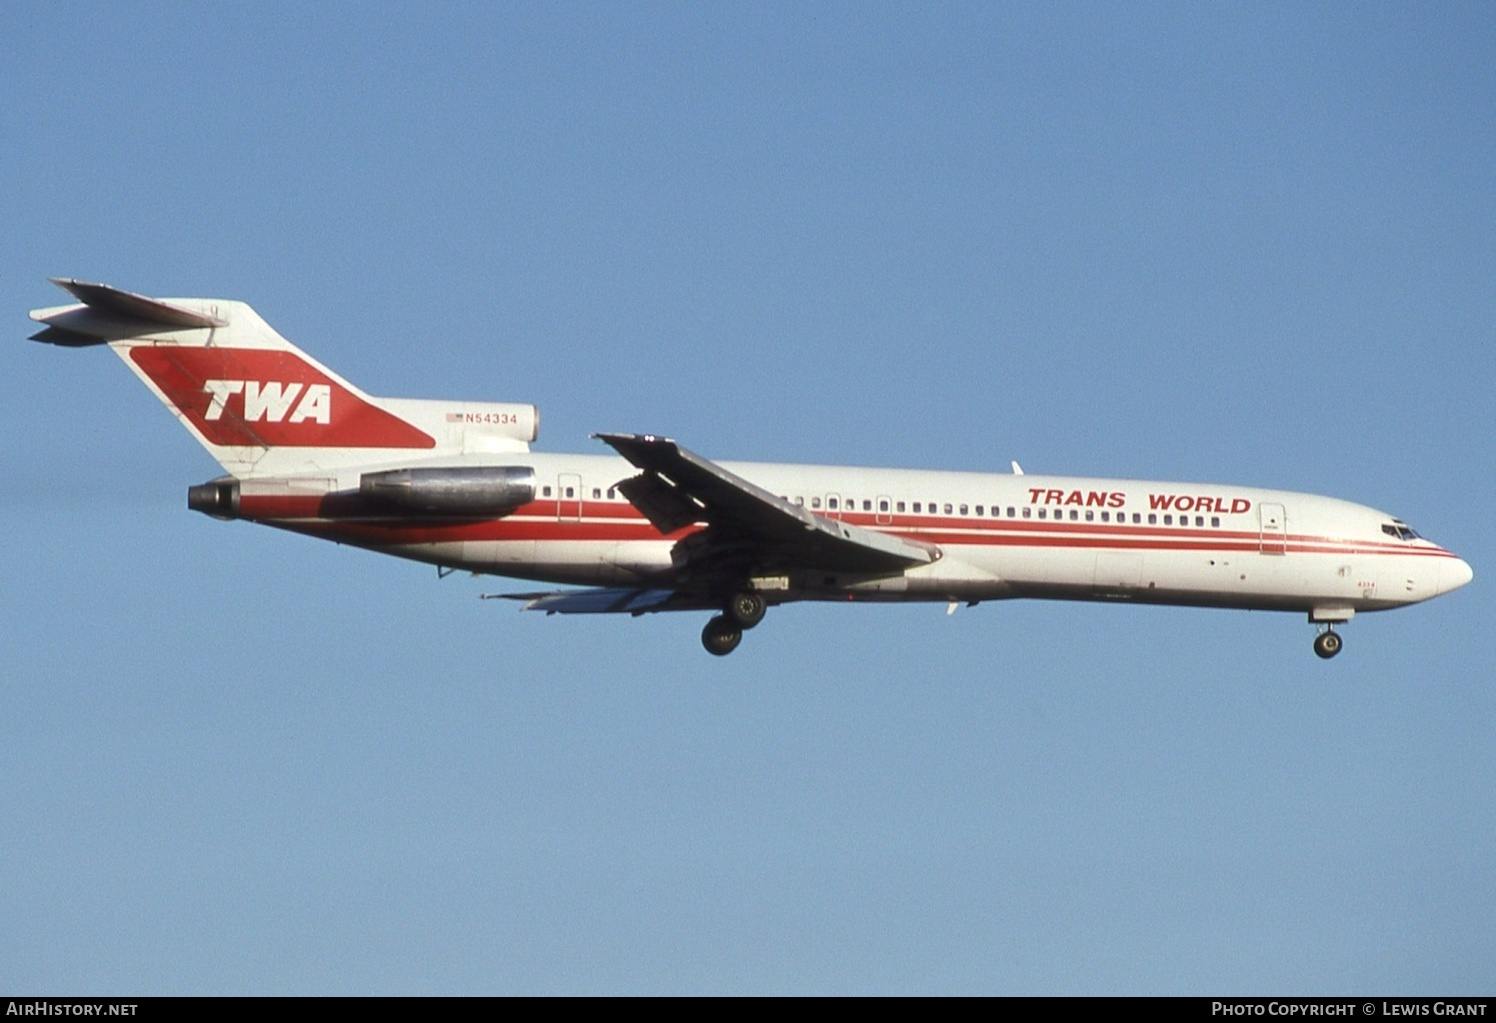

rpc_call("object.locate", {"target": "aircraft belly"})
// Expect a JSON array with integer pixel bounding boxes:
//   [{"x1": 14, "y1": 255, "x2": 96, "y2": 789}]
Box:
[
  {"x1": 524, "y1": 539, "x2": 660, "y2": 586},
  {"x1": 348, "y1": 538, "x2": 540, "y2": 578},
  {"x1": 1377, "y1": 553, "x2": 1440, "y2": 605},
  {"x1": 1130, "y1": 550, "x2": 1336, "y2": 611},
  {"x1": 463, "y1": 539, "x2": 537, "y2": 574},
  {"x1": 1093, "y1": 550, "x2": 1144, "y2": 593},
  {"x1": 369, "y1": 540, "x2": 470, "y2": 569},
  {"x1": 605, "y1": 539, "x2": 676, "y2": 576},
  {"x1": 898, "y1": 548, "x2": 1009, "y2": 600},
  {"x1": 977, "y1": 545, "x2": 1059, "y2": 588},
  {"x1": 975, "y1": 544, "x2": 1391, "y2": 613}
]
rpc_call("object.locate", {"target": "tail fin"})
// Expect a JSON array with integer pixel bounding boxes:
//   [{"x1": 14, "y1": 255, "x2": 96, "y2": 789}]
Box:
[{"x1": 30, "y1": 279, "x2": 537, "y2": 478}]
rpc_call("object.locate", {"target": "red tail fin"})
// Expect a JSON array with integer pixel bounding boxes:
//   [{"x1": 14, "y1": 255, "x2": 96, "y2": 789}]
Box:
[{"x1": 127, "y1": 346, "x2": 434, "y2": 450}]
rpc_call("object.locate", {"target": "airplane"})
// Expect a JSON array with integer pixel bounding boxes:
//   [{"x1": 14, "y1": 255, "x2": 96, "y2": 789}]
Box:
[{"x1": 28, "y1": 278, "x2": 1472, "y2": 658}]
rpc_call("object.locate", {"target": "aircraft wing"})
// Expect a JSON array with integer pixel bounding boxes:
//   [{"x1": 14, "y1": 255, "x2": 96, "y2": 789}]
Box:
[
  {"x1": 594, "y1": 433, "x2": 937, "y2": 574},
  {"x1": 495, "y1": 587, "x2": 711, "y2": 615}
]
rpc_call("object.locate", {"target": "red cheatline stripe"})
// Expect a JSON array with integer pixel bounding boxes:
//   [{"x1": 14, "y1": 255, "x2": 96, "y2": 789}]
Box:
[
  {"x1": 235, "y1": 495, "x2": 1460, "y2": 557},
  {"x1": 241, "y1": 508, "x2": 1460, "y2": 559}
]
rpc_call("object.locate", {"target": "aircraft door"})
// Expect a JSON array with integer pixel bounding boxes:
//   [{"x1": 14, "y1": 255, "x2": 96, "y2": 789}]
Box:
[
  {"x1": 1259, "y1": 502, "x2": 1287, "y2": 554},
  {"x1": 557, "y1": 473, "x2": 582, "y2": 521},
  {"x1": 825, "y1": 493, "x2": 843, "y2": 521}
]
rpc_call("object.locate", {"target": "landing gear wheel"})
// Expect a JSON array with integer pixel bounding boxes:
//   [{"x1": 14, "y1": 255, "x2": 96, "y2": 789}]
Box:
[
  {"x1": 726, "y1": 591, "x2": 766, "y2": 629},
  {"x1": 1313, "y1": 629, "x2": 1343, "y2": 659},
  {"x1": 702, "y1": 615, "x2": 743, "y2": 656}
]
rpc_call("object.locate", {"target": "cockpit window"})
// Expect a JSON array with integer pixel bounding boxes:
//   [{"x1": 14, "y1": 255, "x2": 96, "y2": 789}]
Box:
[{"x1": 1382, "y1": 522, "x2": 1421, "y2": 542}]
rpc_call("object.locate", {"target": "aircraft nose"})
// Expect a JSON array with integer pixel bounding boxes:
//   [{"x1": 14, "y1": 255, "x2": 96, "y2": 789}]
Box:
[{"x1": 1440, "y1": 556, "x2": 1474, "y2": 595}]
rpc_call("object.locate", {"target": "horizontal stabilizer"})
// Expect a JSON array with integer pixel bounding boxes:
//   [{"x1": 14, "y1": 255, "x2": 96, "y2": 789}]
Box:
[
  {"x1": 29, "y1": 278, "x2": 228, "y2": 347},
  {"x1": 48, "y1": 278, "x2": 225, "y2": 328},
  {"x1": 27, "y1": 324, "x2": 108, "y2": 347}
]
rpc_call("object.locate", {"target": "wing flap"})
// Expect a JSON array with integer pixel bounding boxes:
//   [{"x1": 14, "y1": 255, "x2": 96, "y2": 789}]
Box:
[
  {"x1": 497, "y1": 588, "x2": 701, "y2": 615},
  {"x1": 615, "y1": 471, "x2": 704, "y2": 535}
]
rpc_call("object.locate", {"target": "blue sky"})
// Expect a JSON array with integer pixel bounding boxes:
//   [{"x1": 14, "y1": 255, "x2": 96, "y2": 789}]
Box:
[{"x1": 3, "y1": 2, "x2": 1492, "y2": 994}]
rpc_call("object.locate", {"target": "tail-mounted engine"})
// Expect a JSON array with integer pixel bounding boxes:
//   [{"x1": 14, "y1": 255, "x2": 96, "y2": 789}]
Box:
[
  {"x1": 359, "y1": 466, "x2": 536, "y2": 516},
  {"x1": 187, "y1": 478, "x2": 241, "y2": 519},
  {"x1": 188, "y1": 465, "x2": 538, "y2": 521}
]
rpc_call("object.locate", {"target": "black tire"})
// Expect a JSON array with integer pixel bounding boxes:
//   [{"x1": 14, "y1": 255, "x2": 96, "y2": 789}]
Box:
[
  {"x1": 702, "y1": 615, "x2": 743, "y2": 656},
  {"x1": 1313, "y1": 631, "x2": 1343, "y2": 659},
  {"x1": 726, "y1": 591, "x2": 767, "y2": 629}
]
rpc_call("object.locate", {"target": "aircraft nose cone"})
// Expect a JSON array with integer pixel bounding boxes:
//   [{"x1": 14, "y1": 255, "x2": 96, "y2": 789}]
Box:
[{"x1": 1441, "y1": 556, "x2": 1474, "y2": 595}]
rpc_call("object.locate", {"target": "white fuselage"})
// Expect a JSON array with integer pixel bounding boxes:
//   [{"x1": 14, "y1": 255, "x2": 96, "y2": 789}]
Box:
[{"x1": 265, "y1": 451, "x2": 1471, "y2": 619}]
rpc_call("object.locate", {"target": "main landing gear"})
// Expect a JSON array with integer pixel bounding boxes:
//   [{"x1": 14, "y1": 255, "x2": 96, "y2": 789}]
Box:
[
  {"x1": 702, "y1": 616, "x2": 742, "y2": 656},
  {"x1": 726, "y1": 591, "x2": 766, "y2": 629},
  {"x1": 701, "y1": 591, "x2": 767, "y2": 656},
  {"x1": 1313, "y1": 626, "x2": 1344, "y2": 660}
]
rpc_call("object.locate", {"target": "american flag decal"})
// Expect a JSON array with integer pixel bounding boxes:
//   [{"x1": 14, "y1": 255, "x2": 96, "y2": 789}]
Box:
[{"x1": 446, "y1": 412, "x2": 464, "y2": 422}]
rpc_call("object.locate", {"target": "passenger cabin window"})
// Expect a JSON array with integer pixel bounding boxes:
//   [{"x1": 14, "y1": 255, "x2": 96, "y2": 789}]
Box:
[
  {"x1": 863, "y1": 499, "x2": 872, "y2": 511},
  {"x1": 829, "y1": 498, "x2": 838, "y2": 510},
  {"x1": 913, "y1": 502, "x2": 922, "y2": 513},
  {"x1": 543, "y1": 485, "x2": 553, "y2": 497},
  {"x1": 944, "y1": 503, "x2": 953, "y2": 515},
  {"x1": 811, "y1": 497, "x2": 821, "y2": 509},
  {"x1": 607, "y1": 487, "x2": 617, "y2": 499},
  {"x1": 959, "y1": 504, "x2": 968, "y2": 515},
  {"x1": 592, "y1": 488, "x2": 601, "y2": 499},
  {"x1": 1022, "y1": 507, "x2": 1031, "y2": 518},
  {"x1": 896, "y1": 501, "x2": 905, "y2": 513}
]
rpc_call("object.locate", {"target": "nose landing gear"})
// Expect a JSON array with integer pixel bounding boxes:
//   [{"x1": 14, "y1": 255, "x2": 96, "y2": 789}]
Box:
[{"x1": 1313, "y1": 626, "x2": 1343, "y2": 659}]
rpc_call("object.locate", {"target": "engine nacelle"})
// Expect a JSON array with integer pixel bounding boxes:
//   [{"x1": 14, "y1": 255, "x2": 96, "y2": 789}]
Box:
[
  {"x1": 187, "y1": 477, "x2": 240, "y2": 519},
  {"x1": 359, "y1": 466, "x2": 536, "y2": 516}
]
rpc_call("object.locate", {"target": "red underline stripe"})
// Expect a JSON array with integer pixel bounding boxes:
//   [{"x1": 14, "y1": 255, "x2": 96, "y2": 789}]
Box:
[{"x1": 232, "y1": 497, "x2": 1456, "y2": 557}]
